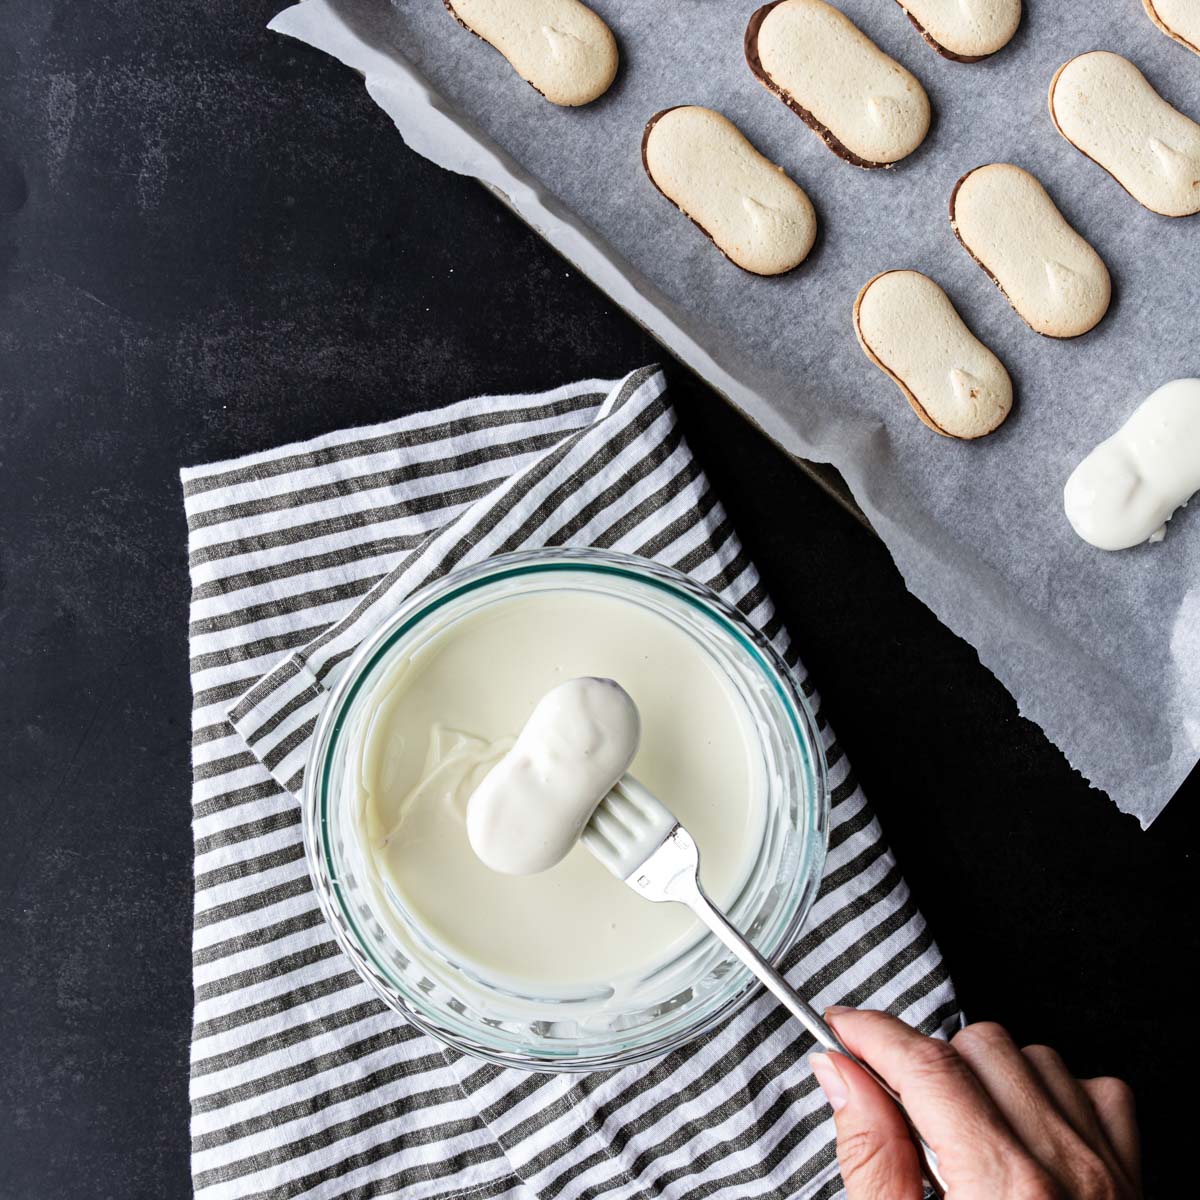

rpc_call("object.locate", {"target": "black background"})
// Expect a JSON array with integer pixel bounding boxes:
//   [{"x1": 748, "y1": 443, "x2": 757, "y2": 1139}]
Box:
[{"x1": 0, "y1": 3, "x2": 1193, "y2": 1196}]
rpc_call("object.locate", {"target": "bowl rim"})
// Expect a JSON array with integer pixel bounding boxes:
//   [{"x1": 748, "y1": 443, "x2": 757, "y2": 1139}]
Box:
[{"x1": 303, "y1": 547, "x2": 830, "y2": 1071}]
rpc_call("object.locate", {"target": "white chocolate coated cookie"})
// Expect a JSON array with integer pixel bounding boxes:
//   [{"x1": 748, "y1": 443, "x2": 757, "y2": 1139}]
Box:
[
  {"x1": 1064, "y1": 378, "x2": 1200, "y2": 550},
  {"x1": 854, "y1": 270, "x2": 1013, "y2": 439},
  {"x1": 642, "y1": 107, "x2": 817, "y2": 276},
  {"x1": 1143, "y1": 0, "x2": 1200, "y2": 58},
  {"x1": 951, "y1": 163, "x2": 1111, "y2": 338},
  {"x1": 466, "y1": 678, "x2": 639, "y2": 876},
  {"x1": 444, "y1": 0, "x2": 618, "y2": 107},
  {"x1": 1049, "y1": 52, "x2": 1200, "y2": 217},
  {"x1": 746, "y1": 0, "x2": 930, "y2": 168},
  {"x1": 892, "y1": 0, "x2": 1021, "y2": 61}
]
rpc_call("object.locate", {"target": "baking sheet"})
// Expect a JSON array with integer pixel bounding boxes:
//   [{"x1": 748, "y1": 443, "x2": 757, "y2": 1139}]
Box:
[{"x1": 269, "y1": 0, "x2": 1200, "y2": 826}]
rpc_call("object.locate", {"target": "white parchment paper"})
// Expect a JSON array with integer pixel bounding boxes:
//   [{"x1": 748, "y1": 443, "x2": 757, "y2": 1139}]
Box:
[{"x1": 269, "y1": 0, "x2": 1200, "y2": 826}]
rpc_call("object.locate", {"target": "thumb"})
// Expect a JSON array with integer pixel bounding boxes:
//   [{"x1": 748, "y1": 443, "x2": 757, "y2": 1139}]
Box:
[{"x1": 810, "y1": 1051, "x2": 924, "y2": 1200}]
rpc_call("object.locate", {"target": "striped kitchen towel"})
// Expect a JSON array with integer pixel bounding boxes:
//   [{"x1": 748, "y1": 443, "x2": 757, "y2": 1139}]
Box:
[{"x1": 183, "y1": 364, "x2": 961, "y2": 1200}]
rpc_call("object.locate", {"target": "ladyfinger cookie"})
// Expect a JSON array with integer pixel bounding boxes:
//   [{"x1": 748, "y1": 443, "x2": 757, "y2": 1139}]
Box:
[
  {"x1": 1049, "y1": 52, "x2": 1200, "y2": 217},
  {"x1": 642, "y1": 107, "x2": 817, "y2": 276},
  {"x1": 950, "y1": 164, "x2": 1110, "y2": 339},
  {"x1": 1143, "y1": 0, "x2": 1200, "y2": 58},
  {"x1": 1064, "y1": 378, "x2": 1200, "y2": 550},
  {"x1": 854, "y1": 270, "x2": 1013, "y2": 439},
  {"x1": 443, "y1": 0, "x2": 618, "y2": 107},
  {"x1": 746, "y1": 0, "x2": 930, "y2": 169},
  {"x1": 892, "y1": 0, "x2": 1021, "y2": 61}
]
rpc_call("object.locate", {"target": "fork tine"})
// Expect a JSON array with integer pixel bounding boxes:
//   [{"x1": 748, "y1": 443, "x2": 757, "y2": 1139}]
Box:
[
  {"x1": 601, "y1": 785, "x2": 638, "y2": 818},
  {"x1": 589, "y1": 806, "x2": 630, "y2": 848},
  {"x1": 584, "y1": 776, "x2": 680, "y2": 883},
  {"x1": 580, "y1": 823, "x2": 619, "y2": 864}
]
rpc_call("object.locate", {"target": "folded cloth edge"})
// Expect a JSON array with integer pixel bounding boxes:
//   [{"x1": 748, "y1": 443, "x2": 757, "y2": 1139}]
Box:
[{"x1": 183, "y1": 365, "x2": 960, "y2": 1200}]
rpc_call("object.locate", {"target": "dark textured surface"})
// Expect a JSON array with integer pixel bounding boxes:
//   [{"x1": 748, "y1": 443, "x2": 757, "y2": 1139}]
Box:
[{"x1": 0, "y1": 3, "x2": 1193, "y2": 1197}]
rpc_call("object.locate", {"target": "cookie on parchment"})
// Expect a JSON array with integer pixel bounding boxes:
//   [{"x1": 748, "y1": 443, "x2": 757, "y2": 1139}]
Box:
[
  {"x1": 951, "y1": 163, "x2": 1111, "y2": 339},
  {"x1": 891, "y1": 0, "x2": 1021, "y2": 61},
  {"x1": 746, "y1": 0, "x2": 930, "y2": 169},
  {"x1": 1049, "y1": 51, "x2": 1200, "y2": 218},
  {"x1": 1142, "y1": 0, "x2": 1200, "y2": 58},
  {"x1": 854, "y1": 270, "x2": 1013, "y2": 439},
  {"x1": 443, "y1": 0, "x2": 618, "y2": 107},
  {"x1": 642, "y1": 106, "x2": 818, "y2": 276}
]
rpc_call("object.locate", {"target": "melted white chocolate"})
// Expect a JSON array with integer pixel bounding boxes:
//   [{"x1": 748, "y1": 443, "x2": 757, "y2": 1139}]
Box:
[{"x1": 350, "y1": 590, "x2": 765, "y2": 989}]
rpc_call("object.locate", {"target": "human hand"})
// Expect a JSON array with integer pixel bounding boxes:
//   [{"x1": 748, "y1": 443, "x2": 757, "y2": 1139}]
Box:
[{"x1": 810, "y1": 1008, "x2": 1141, "y2": 1199}]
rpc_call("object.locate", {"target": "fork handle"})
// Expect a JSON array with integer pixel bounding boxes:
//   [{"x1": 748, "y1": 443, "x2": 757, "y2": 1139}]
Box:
[{"x1": 681, "y1": 880, "x2": 948, "y2": 1197}]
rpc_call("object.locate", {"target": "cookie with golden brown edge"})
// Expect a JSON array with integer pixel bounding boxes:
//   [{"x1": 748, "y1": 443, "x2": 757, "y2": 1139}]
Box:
[
  {"x1": 746, "y1": 0, "x2": 930, "y2": 169},
  {"x1": 892, "y1": 0, "x2": 1021, "y2": 61},
  {"x1": 443, "y1": 0, "x2": 617, "y2": 107},
  {"x1": 642, "y1": 106, "x2": 817, "y2": 276},
  {"x1": 1143, "y1": 0, "x2": 1200, "y2": 58},
  {"x1": 950, "y1": 163, "x2": 1111, "y2": 339},
  {"x1": 854, "y1": 270, "x2": 1013, "y2": 439},
  {"x1": 1049, "y1": 52, "x2": 1200, "y2": 218}
]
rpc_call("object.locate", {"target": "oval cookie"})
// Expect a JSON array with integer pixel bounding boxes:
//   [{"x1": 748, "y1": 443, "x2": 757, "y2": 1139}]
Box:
[
  {"x1": 745, "y1": 0, "x2": 930, "y2": 168},
  {"x1": 642, "y1": 107, "x2": 817, "y2": 276},
  {"x1": 951, "y1": 164, "x2": 1111, "y2": 338},
  {"x1": 1049, "y1": 52, "x2": 1200, "y2": 218},
  {"x1": 1064, "y1": 378, "x2": 1200, "y2": 550},
  {"x1": 1143, "y1": 0, "x2": 1200, "y2": 58},
  {"x1": 854, "y1": 270, "x2": 1013, "y2": 439},
  {"x1": 443, "y1": 0, "x2": 618, "y2": 107},
  {"x1": 892, "y1": 0, "x2": 1021, "y2": 61}
]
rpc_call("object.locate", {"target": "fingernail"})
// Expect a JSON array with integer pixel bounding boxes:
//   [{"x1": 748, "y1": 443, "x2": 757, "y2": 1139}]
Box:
[
  {"x1": 825, "y1": 1004, "x2": 854, "y2": 1017},
  {"x1": 809, "y1": 1052, "x2": 850, "y2": 1112}
]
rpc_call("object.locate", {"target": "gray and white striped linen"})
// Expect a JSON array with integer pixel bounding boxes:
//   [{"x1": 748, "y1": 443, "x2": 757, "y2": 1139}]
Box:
[{"x1": 184, "y1": 365, "x2": 960, "y2": 1200}]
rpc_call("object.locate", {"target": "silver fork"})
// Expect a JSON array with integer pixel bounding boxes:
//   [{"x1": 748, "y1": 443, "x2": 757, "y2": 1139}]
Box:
[{"x1": 583, "y1": 776, "x2": 948, "y2": 1198}]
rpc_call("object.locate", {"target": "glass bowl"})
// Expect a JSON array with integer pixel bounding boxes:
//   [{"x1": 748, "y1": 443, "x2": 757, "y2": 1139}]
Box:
[{"x1": 304, "y1": 548, "x2": 828, "y2": 1070}]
